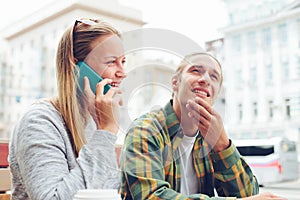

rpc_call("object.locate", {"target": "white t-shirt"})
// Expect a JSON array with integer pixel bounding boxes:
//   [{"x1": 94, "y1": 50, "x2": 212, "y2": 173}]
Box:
[{"x1": 178, "y1": 133, "x2": 199, "y2": 195}]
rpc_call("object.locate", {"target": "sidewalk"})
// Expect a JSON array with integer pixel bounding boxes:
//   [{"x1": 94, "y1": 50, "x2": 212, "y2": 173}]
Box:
[{"x1": 263, "y1": 178, "x2": 300, "y2": 190}]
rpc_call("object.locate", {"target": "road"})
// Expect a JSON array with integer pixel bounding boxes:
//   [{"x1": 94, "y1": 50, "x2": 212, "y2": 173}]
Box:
[{"x1": 260, "y1": 187, "x2": 300, "y2": 200}]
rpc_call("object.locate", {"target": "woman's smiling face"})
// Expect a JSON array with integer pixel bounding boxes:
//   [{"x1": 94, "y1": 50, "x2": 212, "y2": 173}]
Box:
[{"x1": 84, "y1": 34, "x2": 127, "y2": 88}]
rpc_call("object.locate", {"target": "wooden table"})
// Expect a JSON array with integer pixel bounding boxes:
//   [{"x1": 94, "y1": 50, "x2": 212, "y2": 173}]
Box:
[
  {"x1": 0, "y1": 168, "x2": 11, "y2": 192},
  {"x1": 0, "y1": 193, "x2": 10, "y2": 200}
]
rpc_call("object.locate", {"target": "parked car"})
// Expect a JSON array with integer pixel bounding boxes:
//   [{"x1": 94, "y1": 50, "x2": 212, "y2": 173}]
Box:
[{"x1": 234, "y1": 137, "x2": 298, "y2": 186}]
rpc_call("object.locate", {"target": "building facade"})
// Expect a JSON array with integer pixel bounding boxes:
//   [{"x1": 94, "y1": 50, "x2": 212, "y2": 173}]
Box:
[
  {"x1": 0, "y1": 0, "x2": 144, "y2": 139},
  {"x1": 219, "y1": 0, "x2": 300, "y2": 142}
]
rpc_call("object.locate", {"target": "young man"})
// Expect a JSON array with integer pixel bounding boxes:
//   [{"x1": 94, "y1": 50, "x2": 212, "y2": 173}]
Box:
[{"x1": 120, "y1": 53, "x2": 285, "y2": 200}]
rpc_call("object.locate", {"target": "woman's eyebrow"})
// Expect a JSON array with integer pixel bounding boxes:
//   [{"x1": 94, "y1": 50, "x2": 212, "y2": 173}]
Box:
[
  {"x1": 104, "y1": 55, "x2": 125, "y2": 59},
  {"x1": 103, "y1": 56, "x2": 117, "y2": 59}
]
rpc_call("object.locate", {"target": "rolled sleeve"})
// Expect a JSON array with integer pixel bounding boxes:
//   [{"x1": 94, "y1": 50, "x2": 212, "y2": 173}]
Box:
[{"x1": 210, "y1": 141, "x2": 241, "y2": 172}]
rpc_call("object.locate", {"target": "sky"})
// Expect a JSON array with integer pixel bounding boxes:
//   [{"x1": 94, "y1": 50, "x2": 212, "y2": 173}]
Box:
[
  {"x1": 121, "y1": 0, "x2": 229, "y2": 46},
  {"x1": 0, "y1": 0, "x2": 229, "y2": 47}
]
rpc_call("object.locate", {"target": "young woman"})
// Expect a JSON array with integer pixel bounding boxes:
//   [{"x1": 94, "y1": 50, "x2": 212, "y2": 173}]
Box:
[{"x1": 9, "y1": 18, "x2": 126, "y2": 200}]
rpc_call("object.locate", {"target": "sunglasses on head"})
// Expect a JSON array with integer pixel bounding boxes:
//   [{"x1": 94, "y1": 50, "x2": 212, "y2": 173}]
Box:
[{"x1": 73, "y1": 18, "x2": 97, "y2": 33}]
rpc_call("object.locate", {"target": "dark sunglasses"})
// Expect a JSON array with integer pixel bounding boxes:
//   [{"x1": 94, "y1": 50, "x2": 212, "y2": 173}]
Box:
[{"x1": 73, "y1": 18, "x2": 97, "y2": 33}]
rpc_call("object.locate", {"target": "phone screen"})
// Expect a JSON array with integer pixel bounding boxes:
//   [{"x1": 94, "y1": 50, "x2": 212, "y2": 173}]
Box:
[{"x1": 77, "y1": 61, "x2": 111, "y2": 94}]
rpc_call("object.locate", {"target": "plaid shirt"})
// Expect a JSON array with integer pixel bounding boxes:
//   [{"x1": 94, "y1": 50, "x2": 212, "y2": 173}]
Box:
[{"x1": 120, "y1": 100, "x2": 259, "y2": 200}]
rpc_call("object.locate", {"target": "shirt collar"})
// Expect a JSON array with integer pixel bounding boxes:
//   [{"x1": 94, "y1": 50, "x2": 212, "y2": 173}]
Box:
[
  {"x1": 164, "y1": 100, "x2": 202, "y2": 151},
  {"x1": 164, "y1": 100, "x2": 185, "y2": 151}
]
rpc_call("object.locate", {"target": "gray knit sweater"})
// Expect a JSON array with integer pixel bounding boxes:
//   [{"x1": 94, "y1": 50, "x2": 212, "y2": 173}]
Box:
[{"x1": 8, "y1": 100, "x2": 120, "y2": 200}]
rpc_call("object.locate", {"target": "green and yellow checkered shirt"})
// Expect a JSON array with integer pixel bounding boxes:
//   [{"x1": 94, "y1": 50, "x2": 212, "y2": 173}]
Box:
[{"x1": 120, "y1": 100, "x2": 259, "y2": 200}]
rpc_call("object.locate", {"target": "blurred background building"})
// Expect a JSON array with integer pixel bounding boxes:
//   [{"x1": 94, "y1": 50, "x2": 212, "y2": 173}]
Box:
[
  {"x1": 0, "y1": 0, "x2": 144, "y2": 139},
  {"x1": 0, "y1": 0, "x2": 299, "y2": 153},
  {"x1": 207, "y1": 0, "x2": 300, "y2": 152}
]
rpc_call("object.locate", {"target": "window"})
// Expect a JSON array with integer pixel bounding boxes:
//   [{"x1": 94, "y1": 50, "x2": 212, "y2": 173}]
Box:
[
  {"x1": 53, "y1": 29, "x2": 57, "y2": 39},
  {"x1": 237, "y1": 145, "x2": 274, "y2": 156},
  {"x1": 238, "y1": 103, "x2": 243, "y2": 121},
  {"x1": 41, "y1": 34, "x2": 45, "y2": 42},
  {"x1": 247, "y1": 31, "x2": 256, "y2": 53},
  {"x1": 41, "y1": 46, "x2": 47, "y2": 63},
  {"x1": 297, "y1": 18, "x2": 300, "y2": 48},
  {"x1": 278, "y1": 23, "x2": 287, "y2": 47},
  {"x1": 290, "y1": 96, "x2": 300, "y2": 117},
  {"x1": 269, "y1": 100, "x2": 274, "y2": 119},
  {"x1": 232, "y1": 34, "x2": 241, "y2": 52},
  {"x1": 296, "y1": 56, "x2": 300, "y2": 79},
  {"x1": 15, "y1": 96, "x2": 21, "y2": 103},
  {"x1": 11, "y1": 48, "x2": 14, "y2": 56},
  {"x1": 272, "y1": 130, "x2": 283, "y2": 137},
  {"x1": 249, "y1": 64, "x2": 257, "y2": 84},
  {"x1": 30, "y1": 40, "x2": 34, "y2": 48},
  {"x1": 20, "y1": 43, "x2": 23, "y2": 52},
  {"x1": 253, "y1": 102, "x2": 258, "y2": 118},
  {"x1": 235, "y1": 69, "x2": 243, "y2": 87},
  {"x1": 41, "y1": 66, "x2": 46, "y2": 92},
  {"x1": 265, "y1": 63, "x2": 273, "y2": 83},
  {"x1": 229, "y1": 14, "x2": 234, "y2": 25},
  {"x1": 262, "y1": 27, "x2": 272, "y2": 49},
  {"x1": 285, "y1": 99, "x2": 291, "y2": 119},
  {"x1": 281, "y1": 59, "x2": 289, "y2": 80},
  {"x1": 281, "y1": 60, "x2": 290, "y2": 80},
  {"x1": 256, "y1": 131, "x2": 269, "y2": 139}
]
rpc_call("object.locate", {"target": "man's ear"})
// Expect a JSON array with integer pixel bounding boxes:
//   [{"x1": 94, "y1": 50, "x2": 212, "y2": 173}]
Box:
[{"x1": 172, "y1": 75, "x2": 179, "y2": 93}]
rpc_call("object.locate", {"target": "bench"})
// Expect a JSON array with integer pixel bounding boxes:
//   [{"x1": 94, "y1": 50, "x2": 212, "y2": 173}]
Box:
[{"x1": 0, "y1": 140, "x2": 10, "y2": 194}]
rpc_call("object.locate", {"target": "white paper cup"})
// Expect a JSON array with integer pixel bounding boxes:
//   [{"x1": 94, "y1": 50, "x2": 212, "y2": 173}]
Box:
[{"x1": 73, "y1": 189, "x2": 121, "y2": 200}]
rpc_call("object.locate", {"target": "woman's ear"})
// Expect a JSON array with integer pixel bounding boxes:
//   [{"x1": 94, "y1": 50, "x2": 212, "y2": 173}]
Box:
[{"x1": 74, "y1": 57, "x2": 78, "y2": 64}]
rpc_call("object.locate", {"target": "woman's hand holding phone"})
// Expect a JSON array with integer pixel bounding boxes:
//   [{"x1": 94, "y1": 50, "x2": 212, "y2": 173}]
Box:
[
  {"x1": 77, "y1": 61, "x2": 111, "y2": 95},
  {"x1": 83, "y1": 76, "x2": 122, "y2": 135}
]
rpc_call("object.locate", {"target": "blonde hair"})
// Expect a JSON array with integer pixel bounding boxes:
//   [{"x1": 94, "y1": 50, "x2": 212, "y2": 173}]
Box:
[{"x1": 53, "y1": 19, "x2": 121, "y2": 156}]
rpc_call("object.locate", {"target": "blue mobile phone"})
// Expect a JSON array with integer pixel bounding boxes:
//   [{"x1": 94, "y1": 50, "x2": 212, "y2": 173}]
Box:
[{"x1": 77, "y1": 61, "x2": 111, "y2": 94}]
